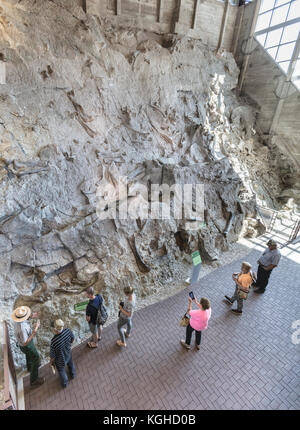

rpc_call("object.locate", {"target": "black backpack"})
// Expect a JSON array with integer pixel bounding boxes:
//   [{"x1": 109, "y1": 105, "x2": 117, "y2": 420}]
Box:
[{"x1": 90, "y1": 295, "x2": 108, "y2": 326}]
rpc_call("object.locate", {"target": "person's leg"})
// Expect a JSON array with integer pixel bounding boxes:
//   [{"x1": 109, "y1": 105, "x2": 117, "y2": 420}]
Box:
[
  {"x1": 117, "y1": 317, "x2": 127, "y2": 344},
  {"x1": 255, "y1": 266, "x2": 271, "y2": 292},
  {"x1": 195, "y1": 330, "x2": 202, "y2": 347},
  {"x1": 97, "y1": 324, "x2": 102, "y2": 341},
  {"x1": 125, "y1": 318, "x2": 132, "y2": 337},
  {"x1": 67, "y1": 355, "x2": 76, "y2": 379},
  {"x1": 22, "y1": 340, "x2": 40, "y2": 384},
  {"x1": 88, "y1": 323, "x2": 98, "y2": 346},
  {"x1": 57, "y1": 367, "x2": 68, "y2": 388},
  {"x1": 230, "y1": 287, "x2": 238, "y2": 302},
  {"x1": 185, "y1": 324, "x2": 194, "y2": 346},
  {"x1": 237, "y1": 296, "x2": 243, "y2": 312}
]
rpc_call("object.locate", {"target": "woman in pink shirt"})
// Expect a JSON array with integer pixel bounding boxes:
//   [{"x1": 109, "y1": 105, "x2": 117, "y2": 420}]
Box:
[{"x1": 181, "y1": 296, "x2": 211, "y2": 351}]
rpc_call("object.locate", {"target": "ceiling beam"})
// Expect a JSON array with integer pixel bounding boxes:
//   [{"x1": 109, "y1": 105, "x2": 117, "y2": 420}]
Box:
[{"x1": 237, "y1": 0, "x2": 261, "y2": 93}]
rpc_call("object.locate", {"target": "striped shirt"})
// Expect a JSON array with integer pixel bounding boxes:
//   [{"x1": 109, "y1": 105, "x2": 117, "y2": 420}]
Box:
[{"x1": 50, "y1": 328, "x2": 74, "y2": 370}]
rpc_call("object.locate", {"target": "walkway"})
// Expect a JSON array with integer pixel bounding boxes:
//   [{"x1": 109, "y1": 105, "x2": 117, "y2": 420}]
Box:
[{"x1": 24, "y1": 222, "x2": 300, "y2": 410}]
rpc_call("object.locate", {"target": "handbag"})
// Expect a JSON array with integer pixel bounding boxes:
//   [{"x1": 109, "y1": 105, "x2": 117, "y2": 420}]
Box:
[
  {"x1": 180, "y1": 311, "x2": 190, "y2": 327},
  {"x1": 238, "y1": 286, "x2": 249, "y2": 300}
]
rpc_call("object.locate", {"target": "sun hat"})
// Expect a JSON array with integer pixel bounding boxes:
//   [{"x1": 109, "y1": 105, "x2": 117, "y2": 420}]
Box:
[
  {"x1": 54, "y1": 319, "x2": 64, "y2": 331},
  {"x1": 11, "y1": 306, "x2": 31, "y2": 322}
]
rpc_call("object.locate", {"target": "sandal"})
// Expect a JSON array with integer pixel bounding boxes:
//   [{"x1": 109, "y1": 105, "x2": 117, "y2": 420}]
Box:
[
  {"x1": 87, "y1": 341, "x2": 98, "y2": 348},
  {"x1": 116, "y1": 340, "x2": 126, "y2": 347}
]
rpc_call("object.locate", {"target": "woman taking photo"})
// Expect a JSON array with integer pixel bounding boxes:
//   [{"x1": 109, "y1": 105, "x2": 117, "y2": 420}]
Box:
[
  {"x1": 117, "y1": 286, "x2": 136, "y2": 347},
  {"x1": 181, "y1": 296, "x2": 211, "y2": 351}
]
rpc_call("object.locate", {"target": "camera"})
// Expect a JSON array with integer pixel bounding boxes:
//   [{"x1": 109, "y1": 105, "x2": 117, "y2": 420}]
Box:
[{"x1": 118, "y1": 301, "x2": 124, "y2": 317}]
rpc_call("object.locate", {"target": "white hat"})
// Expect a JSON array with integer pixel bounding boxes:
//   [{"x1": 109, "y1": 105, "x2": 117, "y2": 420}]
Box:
[{"x1": 11, "y1": 306, "x2": 31, "y2": 322}]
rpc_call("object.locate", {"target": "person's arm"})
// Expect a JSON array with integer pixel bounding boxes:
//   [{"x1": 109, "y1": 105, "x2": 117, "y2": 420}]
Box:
[
  {"x1": 50, "y1": 342, "x2": 55, "y2": 366},
  {"x1": 22, "y1": 320, "x2": 40, "y2": 347},
  {"x1": 86, "y1": 304, "x2": 91, "y2": 322},
  {"x1": 120, "y1": 302, "x2": 132, "y2": 318},
  {"x1": 188, "y1": 297, "x2": 193, "y2": 315},
  {"x1": 261, "y1": 264, "x2": 277, "y2": 271}
]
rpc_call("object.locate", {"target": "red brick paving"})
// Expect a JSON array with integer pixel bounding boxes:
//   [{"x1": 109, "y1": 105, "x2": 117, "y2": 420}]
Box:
[{"x1": 24, "y1": 248, "x2": 300, "y2": 410}]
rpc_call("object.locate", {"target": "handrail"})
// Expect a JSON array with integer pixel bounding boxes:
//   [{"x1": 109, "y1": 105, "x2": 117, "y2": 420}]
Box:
[{"x1": 1, "y1": 321, "x2": 18, "y2": 410}]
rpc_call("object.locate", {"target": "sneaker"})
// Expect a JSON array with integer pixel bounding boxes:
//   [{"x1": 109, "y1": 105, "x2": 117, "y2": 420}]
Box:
[
  {"x1": 180, "y1": 339, "x2": 191, "y2": 350},
  {"x1": 224, "y1": 295, "x2": 233, "y2": 304},
  {"x1": 231, "y1": 309, "x2": 242, "y2": 315},
  {"x1": 30, "y1": 377, "x2": 45, "y2": 387},
  {"x1": 116, "y1": 340, "x2": 126, "y2": 347},
  {"x1": 195, "y1": 345, "x2": 201, "y2": 351}
]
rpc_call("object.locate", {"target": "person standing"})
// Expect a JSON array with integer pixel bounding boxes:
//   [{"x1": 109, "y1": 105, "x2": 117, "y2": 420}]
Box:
[
  {"x1": 180, "y1": 296, "x2": 211, "y2": 351},
  {"x1": 254, "y1": 239, "x2": 281, "y2": 294},
  {"x1": 12, "y1": 306, "x2": 45, "y2": 387},
  {"x1": 50, "y1": 319, "x2": 75, "y2": 388},
  {"x1": 224, "y1": 262, "x2": 253, "y2": 315},
  {"x1": 85, "y1": 286, "x2": 104, "y2": 348},
  {"x1": 117, "y1": 286, "x2": 136, "y2": 347}
]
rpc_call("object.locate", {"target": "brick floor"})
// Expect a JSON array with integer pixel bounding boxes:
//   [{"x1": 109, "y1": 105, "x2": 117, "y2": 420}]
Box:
[{"x1": 24, "y1": 238, "x2": 300, "y2": 410}]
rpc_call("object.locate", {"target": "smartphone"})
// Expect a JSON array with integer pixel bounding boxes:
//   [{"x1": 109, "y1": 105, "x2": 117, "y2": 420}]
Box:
[{"x1": 189, "y1": 291, "x2": 195, "y2": 300}]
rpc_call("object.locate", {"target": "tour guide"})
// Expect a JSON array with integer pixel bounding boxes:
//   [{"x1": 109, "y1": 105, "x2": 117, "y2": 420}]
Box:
[
  {"x1": 254, "y1": 239, "x2": 281, "y2": 294},
  {"x1": 12, "y1": 306, "x2": 45, "y2": 387}
]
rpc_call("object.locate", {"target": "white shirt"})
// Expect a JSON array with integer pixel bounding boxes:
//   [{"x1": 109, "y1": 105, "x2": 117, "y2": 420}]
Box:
[{"x1": 14, "y1": 321, "x2": 32, "y2": 346}]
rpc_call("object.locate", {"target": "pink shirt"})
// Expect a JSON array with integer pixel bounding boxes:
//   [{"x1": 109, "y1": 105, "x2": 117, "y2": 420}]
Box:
[{"x1": 189, "y1": 308, "x2": 211, "y2": 331}]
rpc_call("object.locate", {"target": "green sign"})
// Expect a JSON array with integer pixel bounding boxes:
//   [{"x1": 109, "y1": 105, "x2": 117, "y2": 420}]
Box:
[
  {"x1": 192, "y1": 251, "x2": 202, "y2": 266},
  {"x1": 74, "y1": 301, "x2": 89, "y2": 311}
]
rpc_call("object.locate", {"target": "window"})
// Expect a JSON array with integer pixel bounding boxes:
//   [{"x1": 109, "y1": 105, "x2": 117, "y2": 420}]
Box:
[{"x1": 254, "y1": 0, "x2": 300, "y2": 90}]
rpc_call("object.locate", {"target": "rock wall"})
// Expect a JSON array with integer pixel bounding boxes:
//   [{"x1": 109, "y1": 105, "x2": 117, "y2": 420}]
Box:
[{"x1": 0, "y1": 0, "x2": 293, "y2": 367}]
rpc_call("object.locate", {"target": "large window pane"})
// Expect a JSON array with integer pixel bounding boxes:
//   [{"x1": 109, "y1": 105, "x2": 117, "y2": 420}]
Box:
[
  {"x1": 270, "y1": 4, "x2": 290, "y2": 26},
  {"x1": 267, "y1": 46, "x2": 279, "y2": 59},
  {"x1": 265, "y1": 28, "x2": 283, "y2": 47},
  {"x1": 260, "y1": 0, "x2": 276, "y2": 13},
  {"x1": 275, "y1": 0, "x2": 291, "y2": 6},
  {"x1": 276, "y1": 41, "x2": 296, "y2": 61},
  {"x1": 256, "y1": 33, "x2": 267, "y2": 46},
  {"x1": 281, "y1": 22, "x2": 300, "y2": 44},
  {"x1": 292, "y1": 58, "x2": 300, "y2": 76},
  {"x1": 256, "y1": 11, "x2": 272, "y2": 31},
  {"x1": 278, "y1": 60, "x2": 290, "y2": 72},
  {"x1": 287, "y1": 0, "x2": 300, "y2": 20}
]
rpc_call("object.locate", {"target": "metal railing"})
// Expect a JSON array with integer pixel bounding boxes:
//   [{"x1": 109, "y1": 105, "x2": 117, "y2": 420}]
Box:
[{"x1": 257, "y1": 204, "x2": 300, "y2": 248}]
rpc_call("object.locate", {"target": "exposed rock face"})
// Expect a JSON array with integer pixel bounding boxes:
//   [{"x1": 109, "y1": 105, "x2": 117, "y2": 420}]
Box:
[{"x1": 0, "y1": 0, "x2": 294, "y2": 367}]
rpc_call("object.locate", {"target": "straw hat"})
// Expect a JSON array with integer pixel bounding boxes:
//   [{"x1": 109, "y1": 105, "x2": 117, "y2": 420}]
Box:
[
  {"x1": 11, "y1": 306, "x2": 31, "y2": 322},
  {"x1": 54, "y1": 319, "x2": 64, "y2": 331}
]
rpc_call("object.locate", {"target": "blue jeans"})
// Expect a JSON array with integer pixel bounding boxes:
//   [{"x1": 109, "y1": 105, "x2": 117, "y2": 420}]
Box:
[
  {"x1": 57, "y1": 354, "x2": 76, "y2": 387},
  {"x1": 118, "y1": 317, "x2": 132, "y2": 343}
]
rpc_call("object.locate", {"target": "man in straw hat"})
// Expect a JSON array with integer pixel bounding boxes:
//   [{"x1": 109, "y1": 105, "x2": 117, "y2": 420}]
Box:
[
  {"x1": 254, "y1": 239, "x2": 281, "y2": 294},
  {"x1": 12, "y1": 305, "x2": 45, "y2": 387},
  {"x1": 224, "y1": 262, "x2": 254, "y2": 315},
  {"x1": 50, "y1": 319, "x2": 75, "y2": 388}
]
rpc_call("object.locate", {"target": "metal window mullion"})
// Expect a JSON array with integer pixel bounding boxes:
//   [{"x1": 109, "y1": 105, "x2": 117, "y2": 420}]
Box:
[
  {"x1": 274, "y1": 20, "x2": 287, "y2": 60},
  {"x1": 259, "y1": 0, "x2": 293, "y2": 17},
  {"x1": 266, "y1": 38, "x2": 297, "y2": 51},
  {"x1": 255, "y1": 16, "x2": 300, "y2": 36}
]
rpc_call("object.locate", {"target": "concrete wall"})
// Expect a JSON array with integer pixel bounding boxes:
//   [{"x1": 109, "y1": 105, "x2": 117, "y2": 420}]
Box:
[{"x1": 87, "y1": 0, "x2": 238, "y2": 50}]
